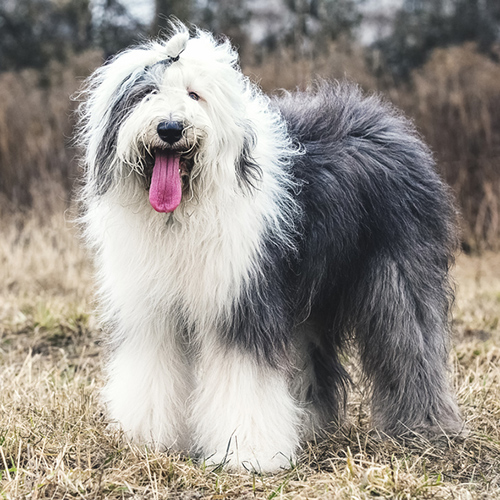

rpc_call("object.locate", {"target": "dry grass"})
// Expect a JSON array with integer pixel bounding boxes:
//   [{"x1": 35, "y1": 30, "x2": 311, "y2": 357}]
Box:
[{"x1": 0, "y1": 199, "x2": 499, "y2": 499}]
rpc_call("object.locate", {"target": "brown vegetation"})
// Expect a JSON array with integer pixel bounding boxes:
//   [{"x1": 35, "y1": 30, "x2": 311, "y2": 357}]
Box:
[
  {"x1": 0, "y1": 52, "x2": 100, "y2": 208},
  {"x1": 396, "y1": 44, "x2": 500, "y2": 249}
]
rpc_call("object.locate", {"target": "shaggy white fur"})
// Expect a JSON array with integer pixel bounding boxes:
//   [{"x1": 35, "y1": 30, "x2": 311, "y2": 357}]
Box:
[{"x1": 78, "y1": 23, "x2": 303, "y2": 472}]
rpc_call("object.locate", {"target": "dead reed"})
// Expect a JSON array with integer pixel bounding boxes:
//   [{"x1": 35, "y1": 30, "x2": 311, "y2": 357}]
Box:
[
  {"x1": 0, "y1": 52, "x2": 101, "y2": 208},
  {"x1": 394, "y1": 44, "x2": 500, "y2": 249}
]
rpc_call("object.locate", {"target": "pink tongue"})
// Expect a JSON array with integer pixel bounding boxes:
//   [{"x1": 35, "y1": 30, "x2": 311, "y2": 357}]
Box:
[{"x1": 149, "y1": 150, "x2": 182, "y2": 213}]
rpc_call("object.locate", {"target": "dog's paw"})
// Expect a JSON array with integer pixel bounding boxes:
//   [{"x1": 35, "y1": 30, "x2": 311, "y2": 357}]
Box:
[{"x1": 202, "y1": 448, "x2": 294, "y2": 474}]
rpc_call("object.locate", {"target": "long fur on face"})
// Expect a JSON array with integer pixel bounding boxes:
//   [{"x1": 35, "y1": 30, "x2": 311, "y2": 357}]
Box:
[{"x1": 77, "y1": 22, "x2": 463, "y2": 473}]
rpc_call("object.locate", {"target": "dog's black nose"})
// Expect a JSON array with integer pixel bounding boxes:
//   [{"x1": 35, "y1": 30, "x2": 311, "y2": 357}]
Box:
[{"x1": 157, "y1": 121, "x2": 184, "y2": 144}]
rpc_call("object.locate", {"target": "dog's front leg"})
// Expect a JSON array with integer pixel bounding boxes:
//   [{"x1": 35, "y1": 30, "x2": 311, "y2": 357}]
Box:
[
  {"x1": 102, "y1": 316, "x2": 193, "y2": 452},
  {"x1": 190, "y1": 342, "x2": 302, "y2": 473}
]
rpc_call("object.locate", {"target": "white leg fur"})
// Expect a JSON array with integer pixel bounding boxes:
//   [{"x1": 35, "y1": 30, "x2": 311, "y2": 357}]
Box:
[
  {"x1": 86, "y1": 197, "x2": 195, "y2": 451},
  {"x1": 103, "y1": 315, "x2": 192, "y2": 450},
  {"x1": 190, "y1": 343, "x2": 303, "y2": 473}
]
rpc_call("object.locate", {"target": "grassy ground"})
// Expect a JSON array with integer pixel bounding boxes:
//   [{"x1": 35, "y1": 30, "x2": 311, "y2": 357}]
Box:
[{"x1": 0, "y1": 204, "x2": 499, "y2": 499}]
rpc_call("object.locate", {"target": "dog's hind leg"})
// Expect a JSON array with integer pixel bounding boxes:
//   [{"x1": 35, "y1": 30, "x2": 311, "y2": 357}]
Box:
[
  {"x1": 354, "y1": 253, "x2": 463, "y2": 438},
  {"x1": 189, "y1": 341, "x2": 303, "y2": 473},
  {"x1": 290, "y1": 321, "x2": 349, "y2": 440}
]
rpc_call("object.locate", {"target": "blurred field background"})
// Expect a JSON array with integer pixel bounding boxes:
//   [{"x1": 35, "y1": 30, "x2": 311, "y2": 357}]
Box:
[{"x1": 0, "y1": 0, "x2": 499, "y2": 498}]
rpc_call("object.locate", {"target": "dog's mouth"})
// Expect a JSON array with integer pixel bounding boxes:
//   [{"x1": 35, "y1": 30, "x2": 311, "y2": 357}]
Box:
[{"x1": 144, "y1": 148, "x2": 194, "y2": 213}]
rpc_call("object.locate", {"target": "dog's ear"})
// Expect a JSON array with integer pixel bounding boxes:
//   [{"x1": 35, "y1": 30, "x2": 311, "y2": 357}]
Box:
[
  {"x1": 79, "y1": 45, "x2": 161, "y2": 195},
  {"x1": 237, "y1": 125, "x2": 262, "y2": 191},
  {"x1": 93, "y1": 70, "x2": 156, "y2": 195}
]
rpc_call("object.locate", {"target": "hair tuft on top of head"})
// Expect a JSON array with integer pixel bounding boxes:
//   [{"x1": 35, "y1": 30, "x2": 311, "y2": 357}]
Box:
[{"x1": 161, "y1": 19, "x2": 190, "y2": 59}]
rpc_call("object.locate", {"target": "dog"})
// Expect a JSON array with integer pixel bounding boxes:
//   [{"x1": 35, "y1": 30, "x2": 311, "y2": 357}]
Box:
[{"x1": 77, "y1": 22, "x2": 463, "y2": 473}]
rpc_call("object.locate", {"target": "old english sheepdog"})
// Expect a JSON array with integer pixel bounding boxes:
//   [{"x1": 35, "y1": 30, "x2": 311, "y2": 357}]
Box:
[{"x1": 77, "y1": 23, "x2": 463, "y2": 472}]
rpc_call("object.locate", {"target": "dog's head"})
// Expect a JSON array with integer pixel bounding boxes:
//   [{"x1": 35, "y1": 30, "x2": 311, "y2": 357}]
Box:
[{"x1": 78, "y1": 22, "x2": 261, "y2": 213}]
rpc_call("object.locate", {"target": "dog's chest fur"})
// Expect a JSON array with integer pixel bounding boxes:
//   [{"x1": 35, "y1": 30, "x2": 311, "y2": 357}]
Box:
[{"x1": 88, "y1": 184, "x2": 269, "y2": 332}]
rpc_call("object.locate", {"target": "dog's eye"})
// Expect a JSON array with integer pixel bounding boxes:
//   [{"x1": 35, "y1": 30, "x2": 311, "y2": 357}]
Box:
[{"x1": 188, "y1": 91, "x2": 200, "y2": 101}]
